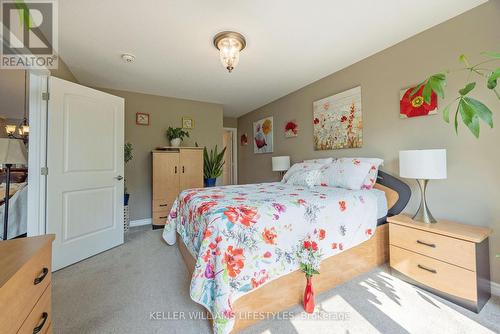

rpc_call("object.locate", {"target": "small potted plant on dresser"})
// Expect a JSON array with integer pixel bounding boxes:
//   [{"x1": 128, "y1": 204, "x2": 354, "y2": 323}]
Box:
[
  {"x1": 166, "y1": 127, "x2": 189, "y2": 147},
  {"x1": 203, "y1": 145, "x2": 226, "y2": 187},
  {"x1": 124, "y1": 142, "x2": 133, "y2": 231}
]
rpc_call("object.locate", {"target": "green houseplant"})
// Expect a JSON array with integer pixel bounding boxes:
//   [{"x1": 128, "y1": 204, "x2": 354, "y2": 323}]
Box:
[
  {"x1": 203, "y1": 145, "x2": 226, "y2": 187},
  {"x1": 124, "y1": 142, "x2": 133, "y2": 205},
  {"x1": 166, "y1": 127, "x2": 189, "y2": 147},
  {"x1": 412, "y1": 52, "x2": 499, "y2": 138}
]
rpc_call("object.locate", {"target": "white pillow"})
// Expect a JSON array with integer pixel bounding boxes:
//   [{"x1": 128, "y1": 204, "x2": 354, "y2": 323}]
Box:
[
  {"x1": 303, "y1": 158, "x2": 333, "y2": 165},
  {"x1": 357, "y1": 158, "x2": 384, "y2": 189},
  {"x1": 318, "y1": 158, "x2": 373, "y2": 190},
  {"x1": 286, "y1": 169, "x2": 321, "y2": 188},
  {"x1": 282, "y1": 162, "x2": 323, "y2": 183}
]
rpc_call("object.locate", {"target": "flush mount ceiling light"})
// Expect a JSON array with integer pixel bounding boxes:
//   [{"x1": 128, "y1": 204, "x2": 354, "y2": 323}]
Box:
[
  {"x1": 121, "y1": 53, "x2": 136, "y2": 63},
  {"x1": 213, "y1": 31, "x2": 246, "y2": 73}
]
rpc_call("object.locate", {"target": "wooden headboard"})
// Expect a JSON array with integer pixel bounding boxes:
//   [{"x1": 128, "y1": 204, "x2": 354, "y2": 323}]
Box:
[{"x1": 373, "y1": 170, "x2": 411, "y2": 218}]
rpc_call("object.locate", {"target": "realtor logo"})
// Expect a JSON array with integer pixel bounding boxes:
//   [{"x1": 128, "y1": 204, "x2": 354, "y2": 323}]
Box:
[{"x1": 1, "y1": 0, "x2": 58, "y2": 69}]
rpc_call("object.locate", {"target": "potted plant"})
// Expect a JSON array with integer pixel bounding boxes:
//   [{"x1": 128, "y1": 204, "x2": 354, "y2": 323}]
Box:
[
  {"x1": 166, "y1": 127, "x2": 190, "y2": 147},
  {"x1": 124, "y1": 142, "x2": 133, "y2": 205},
  {"x1": 203, "y1": 145, "x2": 226, "y2": 187}
]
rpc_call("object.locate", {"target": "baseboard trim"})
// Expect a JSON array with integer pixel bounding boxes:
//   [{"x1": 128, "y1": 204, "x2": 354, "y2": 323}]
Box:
[
  {"x1": 129, "y1": 218, "x2": 152, "y2": 227},
  {"x1": 492, "y1": 281, "x2": 500, "y2": 297}
]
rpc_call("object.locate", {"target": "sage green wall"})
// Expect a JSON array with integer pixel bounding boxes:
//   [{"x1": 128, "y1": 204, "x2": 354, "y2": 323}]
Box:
[
  {"x1": 100, "y1": 88, "x2": 223, "y2": 221},
  {"x1": 238, "y1": 1, "x2": 500, "y2": 284}
]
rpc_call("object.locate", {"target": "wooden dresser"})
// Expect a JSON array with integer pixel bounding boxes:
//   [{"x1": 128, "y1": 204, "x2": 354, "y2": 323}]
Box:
[
  {"x1": 152, "y1": 147, "x2": 203, "y2": 229},
  {"x1": 0, "y1": 235, "x2": 55, "y2": 334},
  {"x1": 388, "y1": 214, "x2": 492, "y2": 312}
]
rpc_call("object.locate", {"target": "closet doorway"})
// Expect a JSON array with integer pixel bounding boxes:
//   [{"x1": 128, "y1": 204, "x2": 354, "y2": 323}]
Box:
[{"x1": 222, "y1": 128, "x2": 237, "y2": 185}]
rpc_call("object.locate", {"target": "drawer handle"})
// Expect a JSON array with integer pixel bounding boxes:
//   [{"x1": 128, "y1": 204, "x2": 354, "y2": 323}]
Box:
[
  {"x1": 417, "y1": 264, "x2": 437, "y2": 274},
  {"x1": 174, "y1": 166, "x2": 177, "y2": 174},
  {"x1": 32, "y1": 312, "x2": 48, "y2": 334},
  {"x1": 159, "y1": 216, "x2": 168, "y2": 219},
  {"x1": 159, "y1": 203, "x2": 168, "y2": 207},
  {"x1": 182, "y1": 166, "x2": 185, "y2": 173},
  {"x1": 416, "y1": 240, "x2": 436, "y2": 248},
  {"x1": 34, "y1": 268, "x2": 49, "y2": 285}
]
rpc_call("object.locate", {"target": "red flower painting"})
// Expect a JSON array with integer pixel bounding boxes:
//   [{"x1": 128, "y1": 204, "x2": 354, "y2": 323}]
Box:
[{"x1": 400, "y1": 85, "x2": 438, "y2": 118}]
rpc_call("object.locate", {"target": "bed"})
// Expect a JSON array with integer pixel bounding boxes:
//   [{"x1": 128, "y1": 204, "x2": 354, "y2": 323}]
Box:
[{"x1": 163, "y1": 170, "x2": 410, "y2": 334}]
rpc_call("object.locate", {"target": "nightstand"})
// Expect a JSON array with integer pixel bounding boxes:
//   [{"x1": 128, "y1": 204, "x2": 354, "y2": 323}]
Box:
[{"x1": 387, "y1": 214, "x2": 492, "y2": 312}]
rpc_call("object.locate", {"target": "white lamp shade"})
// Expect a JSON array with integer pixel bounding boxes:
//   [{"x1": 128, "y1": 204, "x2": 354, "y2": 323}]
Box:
[
  {"x1": 399, "y1": 149, "x2": 447, "y2": 180},
  {"x1": 0, "y1": 138, "x2": 28, "y2": 165},
  {"x1": 272, "y1": 156, "x2": 290, "y2": 172}
]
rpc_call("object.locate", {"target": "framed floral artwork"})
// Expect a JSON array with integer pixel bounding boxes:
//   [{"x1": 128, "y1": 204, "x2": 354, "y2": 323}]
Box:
[
  {"x1": 284, "y1": 120, "x2": 298, "y2": 138},
  {"x1": 182, "y1": 117, "x2": 194, "y2": 129},
  {"x1": 136, "y1": 112, "x2": 150, "y2": 125},
  {"x1": 240, "y1": 133, "x2": 248, "y2": 146},
  {"x1": 400, "y1": 85, "x2": 438, "y2": 118},
  {"x1": 313, "y1": 86, "x2": 362, "y2": 150},
  {"x1": 253, "y1": 116, "x2": 273, "y2": 153}
]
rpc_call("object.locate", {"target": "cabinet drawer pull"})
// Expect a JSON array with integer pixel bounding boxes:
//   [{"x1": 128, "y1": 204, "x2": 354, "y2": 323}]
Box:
[
  {"x1": 159, "y1": 203, "x2": 168, "y2": 207},
  {"x1": 416, "y1": 240, "x2": 436, "y2": 248},
  {"x1": 174, "y1": 166, "x2": 177, "y2": 174},
  {"x1": 32, "y1": 312, "x2": 48, "y2": 334},
  {"x1": 182, "y1": 166, "x2": 185, "y2": 173},
  {"x1": 34, "y1": 268, "x2": 48, "y2": 285},
  {"x1": 417, "y1": 264, "x2": 437, "y2": 274},
  {"x1": 159, "y1": 216, "x2": 168, "y2": 219}
]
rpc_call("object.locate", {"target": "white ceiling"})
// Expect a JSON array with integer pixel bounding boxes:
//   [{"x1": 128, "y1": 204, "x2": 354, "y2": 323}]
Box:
[{"x1": 58, "y1": 0, "x2": 487, "y2": 117}]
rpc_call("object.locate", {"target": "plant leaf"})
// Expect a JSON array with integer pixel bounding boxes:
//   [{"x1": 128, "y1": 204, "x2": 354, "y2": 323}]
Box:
[
  {"x1": 487, "y1": 68, "x2": 500, "y2": 90},
  {"x1": 481, "y1": 51, "x2": 500, "y2": 59},
  {"x1": 463, "y1": 97, "x2": 493, "y2": 128},
  {"x1": 454, "y1": 104, "x2": 460, "y2": 134},
  {"x1": 458, "y1": 99, "x2": 480, "y2": 138},
  {"x1": 458, "y1": 54, "x2": 470, "y2": 66},
  {"x1": 459, "y1": 82, "x2": 476, "y2": 96},
  {"x1": 422, "y1": 81, "x2": 433, "y2": 104},
  {"x1": 442, "y1": 102, "x2": 453, "y2": 123},
  {"x1": 410, "y1": 81, "x2": 425, "y2": 98},
  {"x1": 429, "y1": 76, "x2": 445, "y2": 99}
]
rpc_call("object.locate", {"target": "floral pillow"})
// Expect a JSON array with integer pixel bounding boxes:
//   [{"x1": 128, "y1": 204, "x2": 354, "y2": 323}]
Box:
[
  {"x1": 281, "y1": 162, "x2": 323, "y2": 183},
  {"x1": 358, "y1": 158, "x2": 384, "y2": 189},
  {"x1": 303, "y1": 158, "x2": 333, "y2": 165},
  {"x1": 317, "y1": 158, "x2": 373, "y2": 190},
  {"x1": 286, "y1": 169, "x2": 322, "y2": 188}
]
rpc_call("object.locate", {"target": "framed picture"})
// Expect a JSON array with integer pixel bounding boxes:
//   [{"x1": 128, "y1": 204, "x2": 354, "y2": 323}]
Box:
[
  {"x1": 284, "y1": 120, "x2": 298, "y2": 138},
  {"x1": 253, "y1": 116, "x2": 273, "y2": 154},
  {"x1": 240, "y1": 133, "x2": 248, "y2": 146},
  {"x1": 182, "y1": 117, "x2": 194, "y2": 129},
  {"x1": 136, "y1": 112, "x2": 150, "y2": 126},
  {"x1": 400, "y1": 85, "x2": 438, "y2": 118},
  {"x1": 313, "y1": 86, "x2": 362, "y2": 150}
]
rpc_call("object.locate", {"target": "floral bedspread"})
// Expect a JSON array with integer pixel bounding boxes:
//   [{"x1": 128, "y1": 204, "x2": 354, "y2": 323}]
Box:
[{"x1": 162, "y1": 182, "x2": 379, "y2": 334}]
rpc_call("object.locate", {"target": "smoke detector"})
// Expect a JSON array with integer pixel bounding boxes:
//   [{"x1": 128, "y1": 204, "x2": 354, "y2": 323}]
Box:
[{"x1": 121, "y1": 53, "x2": 136, "y2": 63}]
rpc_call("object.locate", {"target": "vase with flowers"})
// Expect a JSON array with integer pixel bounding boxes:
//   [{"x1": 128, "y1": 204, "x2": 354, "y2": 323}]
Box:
[{"x1": 297, "y1": 233, "x2": 323, "y2": 313}]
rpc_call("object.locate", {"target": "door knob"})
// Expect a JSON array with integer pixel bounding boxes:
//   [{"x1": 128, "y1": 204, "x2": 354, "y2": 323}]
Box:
[{"x1": 115, "y1": 175, "x2": 124, "y2": 180}]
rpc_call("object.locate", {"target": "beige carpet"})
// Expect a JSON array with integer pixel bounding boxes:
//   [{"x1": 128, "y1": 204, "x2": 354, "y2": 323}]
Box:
[{"x1": 53, "y1": 226, "x2": 500, "y2": 334}]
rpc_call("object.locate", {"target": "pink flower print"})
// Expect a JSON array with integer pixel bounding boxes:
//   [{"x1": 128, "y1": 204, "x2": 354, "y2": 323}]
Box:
[
  {"x1": 272, "y1": 203, "x2": 286, "y2": 214},
  {"x1": 339, "y1": 201, "x2": 347, "y2": 212},
  {"x1": 263, "y1": 251, "x2": 272, "y2": 258},
  {"x1": 273, "y1": 214, "x2": 280, "y2": 221},
  {"x1": 205, "y1": 262, "x2": 215, "y2": 279}
]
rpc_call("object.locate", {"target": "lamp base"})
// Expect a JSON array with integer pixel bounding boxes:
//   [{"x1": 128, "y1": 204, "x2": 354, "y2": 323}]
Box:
[{"x1": 413, "y1": 179, "x2": 437, "y2": 224}]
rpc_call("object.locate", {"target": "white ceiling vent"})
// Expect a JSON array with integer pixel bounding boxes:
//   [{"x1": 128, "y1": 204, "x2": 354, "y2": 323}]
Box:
[{"x1": 121, "y1": 53, "x2": 136, "y2": 63}]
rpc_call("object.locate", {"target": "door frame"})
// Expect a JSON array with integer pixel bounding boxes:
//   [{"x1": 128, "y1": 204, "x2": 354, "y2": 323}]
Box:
[
  {"x1": 223, "y1": 127, "x2": 238, "y2": 185},
  {"x1": 27, "y1": 70, "x2": 50, "y2": 236}
]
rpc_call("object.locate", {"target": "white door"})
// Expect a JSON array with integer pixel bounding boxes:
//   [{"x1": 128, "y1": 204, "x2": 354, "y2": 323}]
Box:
[{"x1": 46, "y1": 77, "x2": 124, "y2": 271}]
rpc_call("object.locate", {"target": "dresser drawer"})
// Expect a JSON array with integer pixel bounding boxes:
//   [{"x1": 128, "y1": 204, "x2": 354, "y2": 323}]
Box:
[
  {"x1": 390, "y1": 245, "x2": 477, "y2": 303},
  {"x1": 18, "y1": 285, "x2": 52, "y2": 334},
  {"x1": 390, "y1": 223, "x2": 476, "y2": 270},
  {"x1": 152, "y1": 210, "x2": 170, "y2": 226},
  {"x1": 152, "y1": 198, "x2": 174, "y2": 212},
  {"x1": 0, "y1": 243, "x2": 52, "y2": 333}
]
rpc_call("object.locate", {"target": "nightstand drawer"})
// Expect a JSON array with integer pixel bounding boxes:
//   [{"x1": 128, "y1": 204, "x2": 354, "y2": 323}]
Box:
[
  {"x1": 18, "y1": 285, "x2": 51, "y2": 334},
  {"x1": 153, "y1": 210, "x2": 170, "y2": 226},
  {"x1": 390, "y1": 245, "x2": 477, "y2": 303},
  {"x1": 152, "y1": 198, "x2": 174, "y2": 212},
  {"x1": 390, "y1": 223, "x2": 476, "y2": 270}
]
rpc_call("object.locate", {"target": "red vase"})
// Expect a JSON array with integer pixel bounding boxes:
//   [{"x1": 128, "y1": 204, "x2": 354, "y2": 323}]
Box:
[{"x1": 303, "y1": 276, "x2": 315, "y2": 313}]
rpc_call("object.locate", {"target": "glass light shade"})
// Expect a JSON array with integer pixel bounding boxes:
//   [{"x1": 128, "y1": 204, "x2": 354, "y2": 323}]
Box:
[
  {"x1": 19, "y1": 124, "x2": 29, "y2": 135},
  {"x1": 399, "y1": 149, "x2": 447, "y2": 180},
  {"x1": 5, "y1": 125, "x2": 17, "y2": 136},
  {"x1": 218, "y1": 38, "x2": 241, "y2": 72}
]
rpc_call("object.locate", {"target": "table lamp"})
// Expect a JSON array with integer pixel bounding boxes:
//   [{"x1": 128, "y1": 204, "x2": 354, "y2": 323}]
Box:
[
  {"x1": 272, "y1": 156, "x2": 290, "y2": 177},
  {"x1": 399, "y1": 149, "x2": 447, "y2": 224},
  {"x1": 0, "y1": 138, "x2": 28, "y2": 240}
]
